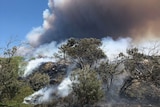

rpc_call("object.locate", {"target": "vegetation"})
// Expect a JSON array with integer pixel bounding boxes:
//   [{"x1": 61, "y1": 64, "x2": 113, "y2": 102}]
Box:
[
  {"x1": 0, "y1": 38, "x2": 160, "y2": 106},
  {"x1": 0, "y1": 45, "x2": 34, "y2": 106},
  {"x1": 58, "y1": 38, "x2": 106, "y2": 68},
  {"x1": 70, "y1": 66, "x2": 104, "y2": 106}
]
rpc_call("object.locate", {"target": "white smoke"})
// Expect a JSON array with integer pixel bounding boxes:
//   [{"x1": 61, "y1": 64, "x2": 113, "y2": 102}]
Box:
[
  {"x1": 22, "y1": 58, "x2": 55, "y2": 77},
  {"x1": 23, "y1": 86, "x2": 55, "y2": 105},
  {"x1": 33, "y1": 40, "x2": 67, "y2": 58},
  {"x1": 101, "y1": 37, "x2": 160, "y2": 60},
  {"x1": 21, "y1": 37, "x2": 160, "y2": 105},
  {"x1": 136, "y1": 40, "x2": 160, "y2": 56},
  {"x1": 20, "y1": 0, "x2": 160, "y2": 105},
  {"x1": 101, "y1": 37, "x2": 132, "y2": 60},
  {"x1": 16, "y1": 45, "x2": 34, "y2": 57},
  {"x1": 23, "y1": 62, "x2": 75, "y2": 105},
  {"x1": 23, "y1": 77, "x2": 72, "y2": 105},
  {"x1": 33, "y1": 41, "x2": 58, "y2": 58},
  {"x1": 57, "y1": 77, "x2": 72, "y2": 97}
]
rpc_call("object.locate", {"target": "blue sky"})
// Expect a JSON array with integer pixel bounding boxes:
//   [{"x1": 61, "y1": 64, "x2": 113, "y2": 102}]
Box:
[{"x1": 0, "y1": 0, "x2": 48, "y2": 48}]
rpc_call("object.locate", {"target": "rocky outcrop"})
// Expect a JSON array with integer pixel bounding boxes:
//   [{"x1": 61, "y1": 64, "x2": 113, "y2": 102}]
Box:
[
  {"x1": 123, "y1": 80, "x2": 160, "y2": 105},
  {"x1": 116, "y1": 57, "x2": 160, "y2": 105},
  {"x1": 38, "y1": 61, "x2": 69, "y2": 84}
]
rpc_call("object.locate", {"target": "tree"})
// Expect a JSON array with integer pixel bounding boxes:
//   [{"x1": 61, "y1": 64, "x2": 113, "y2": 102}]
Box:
[
  {"x1": 118, "y1": 47, "x2": 160, "y2": 99},
  {"x1": 59, "y1": 38, "x2": 106, "y2": 68},
  {"x1": 98, "y1": 61, "x2": 115, "y2": 91},
  {"x1": 0, "y1": 46, "x2": 23, "y2": 103},
  {"x1": 97, "y1": 58, "x2": 128, "y2": 101},
  {"x1": 70, "y1": 66, "x2": 104, "y2": 106},
  {"x1": 0, "y1": 47, "x2": 16, "y2": 99}
]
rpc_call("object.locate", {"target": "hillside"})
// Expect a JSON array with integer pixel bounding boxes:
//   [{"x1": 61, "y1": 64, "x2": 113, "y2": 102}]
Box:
[{"x1": 0, "y1": 38, "x2": 160, "y2": 107}]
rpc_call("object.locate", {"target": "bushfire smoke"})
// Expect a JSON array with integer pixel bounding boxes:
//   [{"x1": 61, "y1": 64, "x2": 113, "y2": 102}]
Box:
[
  {"x1": 23, "y1": 77, "x2": 72, "y2": 105},
  {"x1": 23, "y1": 86, "x2": 54, "y2": 105},
  {"x1": 23, "y1": 58, "x2": 55, "y2": 77},
  {"x1": 27, "y1": 0, "x2": 160, "y2": 47},
  {"x1": 21, "y1": 0, "x2": 160, "y2": 105},
  {"x1": 22, "y1": 58, "x2": 73, "y2": 105}
]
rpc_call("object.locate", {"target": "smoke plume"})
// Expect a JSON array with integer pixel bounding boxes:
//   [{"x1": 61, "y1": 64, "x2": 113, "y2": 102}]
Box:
[
  {"x1": 22, "y1": 58, "x2": 55, "y2": 77},
  {"x1": 23, "y1": 77, "x2": 72, "y2": 105},
  {"x1": 22, "y1": 60, "x2": 73, "y2": 105},
  {"x1": 101, "y1": 37, "x2": 132, "y2": 60},
  {"x1": 27, "y1": 0, "x2": 160, "y2": 47},
  {"x1": 23, "y1": 86, "x2": 54, "y2": 105},
  {"x1": 22, "y1": 0, "x2": 160, "y2": 105}
]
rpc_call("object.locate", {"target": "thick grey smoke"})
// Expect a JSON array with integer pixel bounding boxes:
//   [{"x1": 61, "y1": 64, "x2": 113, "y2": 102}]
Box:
[{"x1": 27, "y1": 0, "x2": 160, "y2": 47}]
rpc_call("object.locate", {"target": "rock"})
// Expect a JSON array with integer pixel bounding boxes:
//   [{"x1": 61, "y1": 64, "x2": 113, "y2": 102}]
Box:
[
  {"x1": 38, "y1": 62, "x2": 69, "y2": 85},
  {"x1": 124, "y1": 80, "x2": 160, "y2": 105}
]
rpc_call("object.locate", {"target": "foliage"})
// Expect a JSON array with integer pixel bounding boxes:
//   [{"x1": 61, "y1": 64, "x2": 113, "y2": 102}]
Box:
[
  {"x1": 123, "y1": 48, "x2": 160, "y2": 81},
  {"x1": 0, "y1": 38, "x2": 160, "y2": 106},
  {"x1": 117, "y1": 47, "x2": 160, "y2": 101},
  {"x1": 124, "y1": 81, "x2": 160, "y2": 104},
  {"x1": 70, "y1": 66, "x2": 104, "y2": 106},
  {"x1": 98, "y1": 61, "x2": 114, "y2": 91},
  {"x1": 0, "y1": 46, "x2": 24, "y2": 102},
  {"x1": 98, "y1": 59, "x2": 127, "y2": 92},
  {"x1": 59, "y1": 38, "x2": 106, "y2": 68},
  {"x1": 96, "y1": 46, "x2": 160, "y2": 104},
  {"x1": 0, "y1": 45, "x2": 34, "y2": 107},
  {"x1": 3, "y1": 85, "x2": 34, "y2": 107}
]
